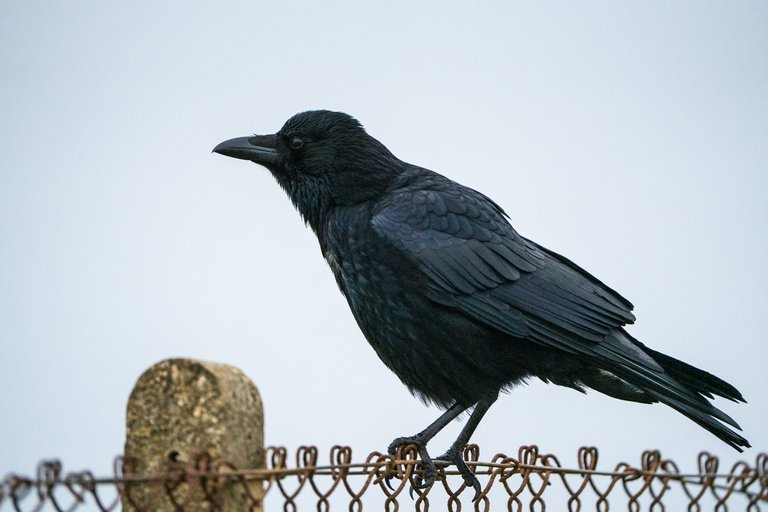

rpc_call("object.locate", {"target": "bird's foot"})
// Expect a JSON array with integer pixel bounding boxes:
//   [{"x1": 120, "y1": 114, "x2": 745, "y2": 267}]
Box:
[
  {"x1": 387, "y1": 435, "x2": 437, "y2": 497},
  {"x1": 434, "y1": 445, "x2": 482, "y2": 501}
]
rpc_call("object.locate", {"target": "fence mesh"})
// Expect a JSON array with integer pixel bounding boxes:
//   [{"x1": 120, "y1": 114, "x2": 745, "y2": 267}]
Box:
[{"x1": 2, "y1": 444, "x2": 766, "y2": 511}]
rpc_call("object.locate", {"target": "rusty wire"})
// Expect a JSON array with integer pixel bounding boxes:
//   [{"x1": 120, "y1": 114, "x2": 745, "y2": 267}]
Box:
[{"x1": 1, "y1": 444, "x2": 766, "y2": 511}]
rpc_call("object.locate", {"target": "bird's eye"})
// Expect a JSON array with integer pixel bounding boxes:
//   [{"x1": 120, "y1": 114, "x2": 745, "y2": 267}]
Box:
[{"x1": 289, "y1": 136, "x2": 304, "y2": 150}]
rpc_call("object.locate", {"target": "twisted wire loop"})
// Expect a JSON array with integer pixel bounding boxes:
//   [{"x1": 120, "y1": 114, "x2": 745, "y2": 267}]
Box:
[{"x1": 1, "y1": 445, "x2": 767, "y2": 511}]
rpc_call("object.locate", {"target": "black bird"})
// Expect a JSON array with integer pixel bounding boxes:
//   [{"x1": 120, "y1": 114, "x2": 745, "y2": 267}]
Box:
[{"x1": 214, "y1": 110, "x2": 749, "y2": 497}]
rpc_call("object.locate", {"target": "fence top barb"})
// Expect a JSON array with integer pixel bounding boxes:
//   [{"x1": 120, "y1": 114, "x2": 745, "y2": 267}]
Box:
[{"x1": 2, "y1": 444, "x2": 767, "y2": 511}]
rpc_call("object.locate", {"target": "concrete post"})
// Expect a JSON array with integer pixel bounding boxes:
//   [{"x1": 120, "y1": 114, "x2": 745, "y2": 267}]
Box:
[{"x1": 122, "y1": 358, "x2": 264, "y2": 511}]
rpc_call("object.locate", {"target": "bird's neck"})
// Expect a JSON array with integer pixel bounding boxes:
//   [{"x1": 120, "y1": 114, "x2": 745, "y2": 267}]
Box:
[{"x1": 281, "y1": 177, "x2": 333, "y2": 236}]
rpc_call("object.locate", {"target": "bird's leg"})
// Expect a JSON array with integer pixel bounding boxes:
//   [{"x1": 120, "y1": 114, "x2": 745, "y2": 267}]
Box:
[
  {"x1": 433, "y1": 391, "x2": 498, "y2": 501},
  {"x1": 387, "y1": 402, "x2": 468, "y2": 493}
]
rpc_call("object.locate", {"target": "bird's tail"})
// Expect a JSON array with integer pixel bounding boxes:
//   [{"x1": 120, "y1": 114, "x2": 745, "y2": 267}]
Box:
[
  {"x1": 650, "y1": 390, "x2": 750, "y2": 452},
  {"x1": 590, "y1": 330, "x2": 750, "y2": 452},
  {"x1": 633, "y1": 339, "x2": 746, "y2": 403},
  {"x1": 638, "y1": 339, "x2": 750, "y2": 451}
]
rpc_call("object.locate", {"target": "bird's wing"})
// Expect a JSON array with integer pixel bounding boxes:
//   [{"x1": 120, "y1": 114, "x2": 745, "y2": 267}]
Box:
[{"x1": 371, "y1": 179, "x2": 637, "y2": 350}]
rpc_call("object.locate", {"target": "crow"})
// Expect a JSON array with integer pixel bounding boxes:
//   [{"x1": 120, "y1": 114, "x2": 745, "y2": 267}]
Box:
[{"x1": 214, "y1": 110, "x2": 749, "y2": 497}]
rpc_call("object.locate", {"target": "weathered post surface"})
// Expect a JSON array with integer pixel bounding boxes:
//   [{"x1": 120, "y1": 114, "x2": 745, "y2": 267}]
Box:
[{"x1": 123, "y1": 358, "x2": 264, "y2": 511}]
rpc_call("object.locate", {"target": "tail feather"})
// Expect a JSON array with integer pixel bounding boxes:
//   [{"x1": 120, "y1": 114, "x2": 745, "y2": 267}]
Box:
[
  {"x1": 592, "y1": 330, "x2": 750, "y2": 451},
  {"x1": 647, "y1": 390, "x2": 751, "y2": 452},
  {"x1": 633, "y1": 338, "x2": 746, "y2": 403}
]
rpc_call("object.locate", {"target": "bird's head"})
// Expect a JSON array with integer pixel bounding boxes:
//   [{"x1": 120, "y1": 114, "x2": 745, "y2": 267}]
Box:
[{"x1": 214, "y1": 110, "x2": 403, "y2": 231}]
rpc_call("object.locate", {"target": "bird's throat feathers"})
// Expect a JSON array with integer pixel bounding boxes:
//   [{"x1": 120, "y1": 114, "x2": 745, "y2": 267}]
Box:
[
  {"x1": 277, "y1": 173, "x2": 335, "y2": 234},
  {"x1": 275, "y1": 138, "x2": 404, "y2": 235}
]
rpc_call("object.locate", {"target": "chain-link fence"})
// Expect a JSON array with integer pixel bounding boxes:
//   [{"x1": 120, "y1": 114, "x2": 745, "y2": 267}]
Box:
[{"x1": 2, "y1": 444, "x2": 766, "y2": 511}]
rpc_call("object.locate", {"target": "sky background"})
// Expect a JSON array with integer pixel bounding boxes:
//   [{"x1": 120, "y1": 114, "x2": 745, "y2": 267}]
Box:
[{"x1": 1, "y1": 0, "x2": 767, "y2": 506}]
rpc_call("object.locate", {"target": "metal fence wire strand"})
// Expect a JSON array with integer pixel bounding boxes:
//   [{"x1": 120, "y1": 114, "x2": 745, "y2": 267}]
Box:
[{"x1": 1, "y1": 444, "x2": 767, "y2": 511}]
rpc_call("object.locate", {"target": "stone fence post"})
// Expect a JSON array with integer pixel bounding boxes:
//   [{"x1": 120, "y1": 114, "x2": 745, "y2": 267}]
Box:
[{"x1": 122, "y1": 358, "x2": 264, "y2": 511}]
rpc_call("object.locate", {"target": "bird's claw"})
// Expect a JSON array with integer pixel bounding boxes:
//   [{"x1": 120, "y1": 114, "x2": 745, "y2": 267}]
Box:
[
  {"x1": 387, "y1": 435, "x2": 437, "y2": 499},
  {"x1": 457, "y1": 458, "x2": 482, "y2": 501},
  {"x1": 435, "y1": 447, "x2": 483, "y2": 501},
  {"x1": 408, "y1": 461, "x2": 437, "y2": 499},
  {"x1": 387, "y1": 435, "x2": 421, "y2": 456},
  {"x1": 383, "y1": 474, "x2": 396, "y2": 491},
  {"x1": 388, "y1": 438, "x2": 483, "y2": 499}
]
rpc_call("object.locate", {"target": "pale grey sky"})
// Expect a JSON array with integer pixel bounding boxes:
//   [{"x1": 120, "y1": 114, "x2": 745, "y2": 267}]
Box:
[{"x1": 1, "y1": 0, "x2": 766, "y2": 503}]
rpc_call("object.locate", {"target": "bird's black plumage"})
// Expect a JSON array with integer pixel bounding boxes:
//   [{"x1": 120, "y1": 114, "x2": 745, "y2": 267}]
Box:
[{"x1": 214, "y1": 110, "x2": 749, "y2": 495}]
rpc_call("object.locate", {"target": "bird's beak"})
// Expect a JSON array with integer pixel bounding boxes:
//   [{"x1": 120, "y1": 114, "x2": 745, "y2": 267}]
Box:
[{"x1": 213, "y1": 134, "x2": 280, "y2": 165}]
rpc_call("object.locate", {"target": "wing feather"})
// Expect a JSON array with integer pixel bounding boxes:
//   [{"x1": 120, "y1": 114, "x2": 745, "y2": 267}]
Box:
[{"x1": 371, "y1": 176, "x2": 636, "y2": 360}]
